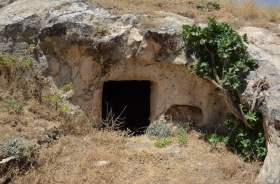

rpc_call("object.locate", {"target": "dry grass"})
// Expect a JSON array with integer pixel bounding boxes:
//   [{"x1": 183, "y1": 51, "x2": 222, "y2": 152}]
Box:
[
  {"x1": 91, "y1": 0, "x2": 280, "y2": 30},
  {"x1": 0, "y1": 73, "x2": 262, "y2": 184},
  {"x1": 8, "y1": 131, "x2": 261, "y2": 184}
]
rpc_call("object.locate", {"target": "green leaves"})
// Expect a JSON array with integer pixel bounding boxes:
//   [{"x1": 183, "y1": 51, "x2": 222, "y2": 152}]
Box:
[
  {"x1": 208, "y1": 133, "x2": 222, "y2": 145},
  {"x1": 210, "y1": 111, "x2": 267, "y2": 161},
  {"x1": 182, "y1": 17, "x2": 256, "y2": 89},
  {"x1": 185, "y1": 18, "x2": 266, "y2": 161},
  {"x1": 4, "y1": 100, "x2": 24, "y2": 114},
  {"x1": 189, "y1": 59, "x2": 212, "y2": 78},
  {"x1": 242, "y1": 34, "x2": 249, "y2": 44}
]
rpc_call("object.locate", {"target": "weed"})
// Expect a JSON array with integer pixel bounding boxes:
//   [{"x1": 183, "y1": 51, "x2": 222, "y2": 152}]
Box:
[
  {"x1": 43, "y1": 95, "x2": 61, "y2": 106},
  {"x1": 154, "y1": 137, "x2": 172, "y2": 148},
  {"x1": 60, "y1": 104, "x2": 69, "y2": 114},
  {"x1": 21, "y1": 58, "x2": 33, "y2": 69},
  {"x1": 0, "y1": 54, "x2": 33, "y2": 79},
  {"x1": 102, "y1": 104, "x2": 126, "y2": 131},
  {"x1": 177, "y1": 133, "x2": 188, "y2": 147},
  {"x1": 173, "y1": 126, "x2": 187, "y2": 136},
  {"x1": 42, "y1": 95, "x2": 61, "y2": 110},
  {"x1": 147, "y1": 122, "x2": 188, "y2": 148},
  {"x1": 28, "y1": 34, "x2": 39, "y2": 54},
  {"x1": 61, "y1": 82, "x2": 73, "y2": 92},
  {"x1": 4, "y1": 100, "x2": 24, "y2": 114},
  {"x1": 28, "y1": 44, "x2": 39, "y2": 53},
  {"x1": 0, "y1": 55, "x2": 18, "y2": 70},
  {"x1": 146, "y1": 121, "x2": 172, "y2": 140},
  {"x1": 196, "y1": 2, "x2": 220, "y2": 12},
  {"x1": 29, "y1": 34, "x2": 38, "y2": 43},
  {"x1": 208, "y1": 133, "x2": 225, "y2": 146},
  {"x1": 0, "y1": 137, "x2": 37, "y2": 162}
]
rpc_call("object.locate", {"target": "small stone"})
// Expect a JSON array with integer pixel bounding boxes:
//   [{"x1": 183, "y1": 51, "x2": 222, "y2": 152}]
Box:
[
  {"x1": 95, "y1": 160, "x2": 110, "y2": 167},
  {"x1": 34, "y1": 126, "x2": 46, "y2": 132}
]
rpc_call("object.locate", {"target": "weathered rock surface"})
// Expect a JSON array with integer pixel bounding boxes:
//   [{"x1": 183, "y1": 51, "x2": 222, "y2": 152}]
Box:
[
  {"x1": 238, "y1": 27, "x2": 280, "y2": 184},
  {"x1": 0, "y1": 0, "x2": 280, "y2": 183}
]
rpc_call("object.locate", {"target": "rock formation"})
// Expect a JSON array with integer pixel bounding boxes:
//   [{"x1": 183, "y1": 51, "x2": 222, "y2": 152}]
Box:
[{"x1": 0, "y1": 0, "x2": 279, "y2": 183}]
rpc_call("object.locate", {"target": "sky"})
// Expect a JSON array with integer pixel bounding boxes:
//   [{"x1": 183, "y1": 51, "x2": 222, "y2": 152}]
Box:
[
  {"x1": 224, "y1": 0, "x2": 280, "y2": 7},
  {"x1": 256, "y1": 0, "x2": 280, "y2": 7}
]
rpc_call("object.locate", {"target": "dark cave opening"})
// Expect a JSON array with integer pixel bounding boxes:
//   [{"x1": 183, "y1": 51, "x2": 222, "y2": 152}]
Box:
[{"x1": 102, "y1": 81, "x2": 151, "y2": 135}]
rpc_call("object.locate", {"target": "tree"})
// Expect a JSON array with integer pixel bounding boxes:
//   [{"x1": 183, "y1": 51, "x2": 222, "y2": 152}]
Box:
[{"x1": 182, "y1": 17, "x2": 260, "y2": 128}]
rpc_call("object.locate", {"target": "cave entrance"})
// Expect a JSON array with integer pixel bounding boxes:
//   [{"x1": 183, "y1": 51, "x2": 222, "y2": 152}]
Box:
[{"x1": 102, "y1": 81, "x2": 151, "y2": 135}]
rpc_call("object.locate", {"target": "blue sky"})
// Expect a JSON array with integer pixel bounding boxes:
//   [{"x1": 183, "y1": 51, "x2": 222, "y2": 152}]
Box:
[
  {"x1": 256, "y1": 0, "x2": 280, "y2": 7},
  {"x1": 224, "y1": 0, "x2": 280, "y2": 7}
]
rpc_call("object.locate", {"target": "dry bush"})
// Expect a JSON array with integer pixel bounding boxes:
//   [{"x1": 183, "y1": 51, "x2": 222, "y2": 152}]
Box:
[
  {"x1": 223, "y1": 0, "x2": 259, "y2": 20},
  {"x1": 0, "y1": 138, "x2": 38, "y2": 184},
  {"x1": 266, "y1": 7, "x2": 280, "y2": 22}
]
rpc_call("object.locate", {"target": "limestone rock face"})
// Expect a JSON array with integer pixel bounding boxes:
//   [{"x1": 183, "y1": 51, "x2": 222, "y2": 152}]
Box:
[
  {"x1": 238, "y1": 27, "x2": 280, "y2": 184},
  {"x1": 0, "y1": 0, "x2": 280, "y2": 182}
]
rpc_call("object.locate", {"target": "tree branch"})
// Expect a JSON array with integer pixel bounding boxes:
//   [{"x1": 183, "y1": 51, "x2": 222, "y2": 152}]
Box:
[
  {"x1": 223, "y1": 89, "x2": 253, "y2": 129},
  {"x1": 239, "y1": 104, "x2": 253, "y2": 129},
  {"x1": 205, "y1": 76, "x2": 223, "y2": 90},
  {"x1": 204, "y1": 44, "x2": 220, "y2": 82}
]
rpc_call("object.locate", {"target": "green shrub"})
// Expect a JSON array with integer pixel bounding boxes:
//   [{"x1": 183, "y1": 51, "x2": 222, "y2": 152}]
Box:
[
  {"x1": 29, "y1": 44, "x2": 39, "y2": 53},
  {"x1": 0, "y1": 55, "x2": 18, "y2": 67},
  {"x1": 196, "y1": 2, "x2": 220, "y2": 12},
  {"x1": 154, "y1": 138, "x2": 172, "y2": 148},
  {"x1": 4, "y1": 100, "x2": 24, "y2": 114},
  {"x1": 146, "y1": 121, "x2": 172, "y2": 140},
  {"x1": 208, "y1": 133, "x2": 225, "y2": 146},
  {"x1": 173, "y1": 126, "x2": 187, "y2": 136},
  {"x1": 20, "y1": 58, "x2": 33, "y2": 69},
  {"x1": 208, "y1": 112, "x2": 266, "y2": 161},
  {"x1": 60, "y1": 104, "x2": 69, "y2": 114},
  {"x1": 43, "y1": 95, "x2": 61, "y2": 105},
  {"x1": 147, "y1": 123, "x2": 188, "y2": 148},
  {"x1": 0, "y1": 138, "x2": 37, "y2": 162},
  {"x1": 177, "y1": 133, "x2": 188, "y2": 147},
  {"x1": 182, "y1": 17, "x2": 266, "y2": 161},
  {"x1": 61, "y1": 82, "x2": 73, "y2": 91},
  {"x1": 0, "y1": 54, "x2": 33, "y2": 74}
]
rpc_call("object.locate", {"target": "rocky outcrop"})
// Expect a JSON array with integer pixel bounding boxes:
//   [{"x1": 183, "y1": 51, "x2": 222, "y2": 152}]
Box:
[
  {"x1": 239, "y1": 27, "x2": 280, "y2": 184},
  {"x1": 0, "y1": 0, "x2": 280, "y2": 183},
  {"x1": 0, "y1": 0, "x2": 228, "y2": 131}
]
